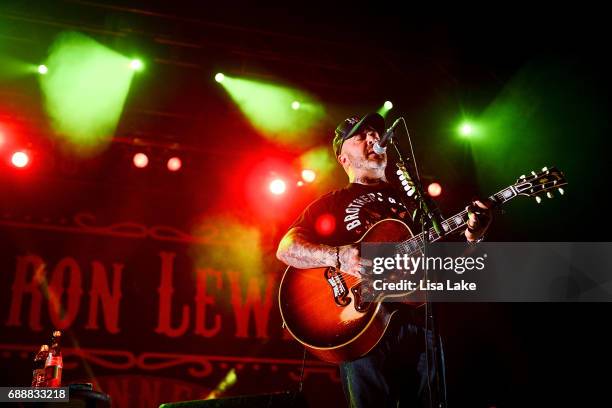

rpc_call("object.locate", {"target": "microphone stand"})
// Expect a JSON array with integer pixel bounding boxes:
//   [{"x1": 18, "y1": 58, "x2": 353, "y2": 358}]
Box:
[{"x1": 388, "y1": 124, "x2": 447, "y2": 408}]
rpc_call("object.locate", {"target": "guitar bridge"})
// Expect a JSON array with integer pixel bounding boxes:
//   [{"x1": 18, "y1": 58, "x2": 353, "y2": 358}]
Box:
[{"x1": 325, "y1": 267, "x2": 351, "y2": 307}]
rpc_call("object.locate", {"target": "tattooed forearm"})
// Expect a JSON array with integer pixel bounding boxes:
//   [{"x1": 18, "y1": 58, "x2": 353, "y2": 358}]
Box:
[{"x1": 276, "y1": 227, "x2": 336, "y2": 269}]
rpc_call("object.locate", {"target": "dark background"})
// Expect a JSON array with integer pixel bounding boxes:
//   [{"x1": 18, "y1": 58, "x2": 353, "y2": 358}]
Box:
[{"x1": 1, "y1": 2, "x2": 610, "y2": 406}]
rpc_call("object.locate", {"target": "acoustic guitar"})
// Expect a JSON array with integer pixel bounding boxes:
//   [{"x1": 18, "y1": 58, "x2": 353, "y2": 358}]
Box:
[{"x1": 278, "y1": 167, "x2": 567, "y2": 363}]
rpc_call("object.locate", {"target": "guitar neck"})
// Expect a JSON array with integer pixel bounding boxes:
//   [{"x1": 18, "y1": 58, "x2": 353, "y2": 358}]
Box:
[{"x1": 400, "y1": 184, "x2": 519, "y2": 253}]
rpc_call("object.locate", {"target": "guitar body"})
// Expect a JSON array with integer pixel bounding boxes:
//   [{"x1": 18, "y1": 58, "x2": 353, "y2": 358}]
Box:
[{"x1": 278, "y1": 219, "x2": 415, "y2": 364}]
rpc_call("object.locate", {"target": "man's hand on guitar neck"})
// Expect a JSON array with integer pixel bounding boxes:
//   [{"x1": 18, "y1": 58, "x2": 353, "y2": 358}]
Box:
[{"x1": 465, "y1": 199, "x2": 493, "y2": 242}]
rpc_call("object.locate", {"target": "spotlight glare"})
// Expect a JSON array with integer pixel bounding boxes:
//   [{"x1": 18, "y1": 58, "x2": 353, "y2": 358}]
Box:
[
  {"x1": 428, "y1": 182, "x2": 442, "y2": 197},
  {"x1": 11, "y1": 151, "x2": 30, "y2": 168},
  {"x1": 291, "y1": 101, "x2": 301, "y2": 110},
  {"x1": 129, "y1": 59, "x2": 143, "y2": 71},
  {"x1": 133, "y1": 152, "x2": 149, "y2": 168},
  {"x1": 384, "y1": 101, "x2": 393, "y2": 110},
  {"x1": 269, "y1": 179, "x2": 286, "y2": 195},
  {"x1": 459, "y1": 123, "x2": 474, "y2": 136},
  {"x1": 215, "y1": 73, "x2": 225, "y2": 83},
  {"x1": 301, "y1": 169, "x2": 316, "y2": 183},
  {"x1": 315, "y1": 213, "x2": 336, "y2": 236},
  {"x1": 167, "y1": 157, "x2": 182, "y2": 172},
  {"x1": 37, "y1": 65, "x2": 48, "y2": 75}
]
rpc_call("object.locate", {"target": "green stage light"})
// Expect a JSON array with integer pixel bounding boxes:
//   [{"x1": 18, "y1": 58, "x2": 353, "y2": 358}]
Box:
[
  {"x1": 218, "y1": 75, "x2": 325, "y2": 144},
  {"x1": 299, "y1": 146, "x2": 335, "y2": 185},
  {"x1": 215, "y1": 73, "x2": 225, "y2": 83},
  {"x1": 0, "y1": 55, "x2": 33, "y2": 79},
  {"x1": 129, "y1": 59, "x2": 143, "y2": 71},
  {"x1": 39, "y1": 31, "x2": 136, "y2": 152},
  {"x1": 37, "y1": 65, "x2": 48, "y2": 75},
  {"x1": 377, "y1": 100, "x2": 394, "y2": 117},
  {"x1": 459, "y1": 122, "x2": 474, "y2": 136}
]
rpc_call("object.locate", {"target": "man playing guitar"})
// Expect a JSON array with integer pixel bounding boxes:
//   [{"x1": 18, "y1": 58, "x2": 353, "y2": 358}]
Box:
[{"x1": 276, "y1": 113, "x2": 492, "y2": 407}]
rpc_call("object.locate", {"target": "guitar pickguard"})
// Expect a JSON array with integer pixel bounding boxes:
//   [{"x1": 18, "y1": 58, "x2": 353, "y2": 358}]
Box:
[{"x1": 351, "y1": 282, "x2": 373, "y2": 313}]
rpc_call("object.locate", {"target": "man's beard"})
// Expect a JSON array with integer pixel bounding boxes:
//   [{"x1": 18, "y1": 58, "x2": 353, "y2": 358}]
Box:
[{"x1": 351, "y1": 152, "x2": 386, "y2": 170}]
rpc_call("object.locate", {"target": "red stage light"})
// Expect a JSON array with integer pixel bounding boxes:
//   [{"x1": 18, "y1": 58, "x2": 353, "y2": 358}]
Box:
[
  {"x1": 167, "y1": 157, "x2": 182, "y2": 172},
  {"x1": 428, "y1": 182, "x2": 442, "y2": 197},
  {"x1": 11, "y1": 151, "x2": 30, "y2": 168},
  {"x1": 133, "y1": 153, "x2": 149, "y2": 168},
  {"x1": 315, "y1": 214, "x2": 336, "y2": 236},
  {"x1": 301, "y1": 169, "x2": 316, "y2": 183},
  {"x1": 269, "y1": 179, "x2": 286, "y2": 195}
]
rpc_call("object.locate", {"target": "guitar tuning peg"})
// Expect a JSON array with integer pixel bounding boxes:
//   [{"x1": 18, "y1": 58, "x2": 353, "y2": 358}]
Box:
[
  {"x1": 546, "y1": 192, "x2": 553, "y2": 199},
  {"x1": 396, "y1": 170, "x2": 403, "y2": 175},
  {"x1": 531, "y1": 171, "x2": 537, "y2": 176},
  {"x1": 401, "y1": 180, "x2": 409, "y2": 186},
  {"x1": 542, "y1": 166, "x2": 548, "y2": 172},
  {"x1": 558, "y1": 188, "x2": 564, "y2": 195},
  {"x1": 520, "y1": 174, "x2": 526, "y2": 179},
  {"x1": 535, "y1": 196, "x2": 542, "y2": 204}
]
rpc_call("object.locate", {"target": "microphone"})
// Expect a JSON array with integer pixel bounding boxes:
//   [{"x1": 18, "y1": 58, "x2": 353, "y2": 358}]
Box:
[{"x1": 373, "y1": 118, "x2": 401, "y2": 154}]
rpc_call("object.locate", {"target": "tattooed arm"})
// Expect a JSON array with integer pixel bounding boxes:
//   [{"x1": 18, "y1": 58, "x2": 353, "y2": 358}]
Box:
[{"x1": 276, "y1": 227, "x2": 364, "y2": 275}]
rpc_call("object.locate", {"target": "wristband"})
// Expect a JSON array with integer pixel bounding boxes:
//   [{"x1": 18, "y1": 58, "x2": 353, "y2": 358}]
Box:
[{"x1": 335, "y1": 247, "x2": 340, "y2": 269}]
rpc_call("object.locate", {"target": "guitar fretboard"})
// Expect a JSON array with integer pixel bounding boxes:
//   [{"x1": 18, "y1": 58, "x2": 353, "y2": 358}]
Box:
[{"x1": 397, "y1": 185, "x2": 519, "y2": 255}]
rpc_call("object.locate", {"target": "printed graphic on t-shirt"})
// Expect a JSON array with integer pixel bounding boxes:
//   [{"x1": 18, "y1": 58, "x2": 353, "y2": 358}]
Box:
[{"x1": 343, "y1": 191, "x2": 410, "y2": 236}]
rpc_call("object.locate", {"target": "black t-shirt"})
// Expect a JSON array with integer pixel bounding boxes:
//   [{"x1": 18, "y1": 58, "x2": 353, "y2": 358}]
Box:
[{"x1": 291, "y1": 182, "x2": 418, "y2": 246}]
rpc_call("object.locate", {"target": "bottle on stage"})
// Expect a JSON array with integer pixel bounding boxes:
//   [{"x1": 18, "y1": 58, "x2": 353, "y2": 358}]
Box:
[
  {"x1": 45, "y1": 330, "x2": 63, "y2": 387},
  {"x1": 31, "y1": 344, "x2": 49, "y2": 387}
]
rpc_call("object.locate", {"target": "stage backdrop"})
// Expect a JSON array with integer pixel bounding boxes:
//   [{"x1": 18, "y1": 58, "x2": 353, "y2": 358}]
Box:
[{"x1": 0, "y1": 180, "x2": 343, "y2": 407}]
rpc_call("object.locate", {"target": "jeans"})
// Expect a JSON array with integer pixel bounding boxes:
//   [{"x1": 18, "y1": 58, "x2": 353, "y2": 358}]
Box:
[{"x1": 339, "y1": 319, "x2": 445, "y2": 408}]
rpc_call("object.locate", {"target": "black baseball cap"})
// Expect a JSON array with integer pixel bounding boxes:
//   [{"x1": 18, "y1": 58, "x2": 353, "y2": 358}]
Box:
[{"x1": 333, "y1": 113, "x2": 385, "y2": 157}]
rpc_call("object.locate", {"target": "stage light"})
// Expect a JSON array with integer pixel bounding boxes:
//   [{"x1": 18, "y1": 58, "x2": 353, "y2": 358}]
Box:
[
  {"x1": 269, "y1": 179, "x2": 286, "y2": 195},
  {"x1": 217, "y1": 76, "x2": 324, "y2": 145},
  {"x1": 167, "y1": 157, "x2": 182, "y2": 172},
  {"x1": 459, "y1": 122, "x2": 474, "y2": 137},
  {"x1": 428, "y1": 182, "x2": 442, "y2": 197},
  {"x1": 37, "y1": 65, "x2": 48, "y2": 75},
  {"x1": 377, "y1": 100, "x2": 394, "y2": 117},
  {"x1": 301, "y1": 169, "x2": 316, "y2": 183},
  {"x1": 129, "y1": 59, "x2": 143, "y2": 71},
  {"x1": 133, "y1": 153, "x2": 149, "y2": 168},
  {"x1": 215, "y1": 73, "x2": 225, "y2": 83},
  {"x1": 297, "y1": 180, "x2": 304, "y2": 187},
  {"x1": 315, "y1": 214, "x2": 336, "y2": 236},
  {"x1": 11, "y1": 151, "x2": 30, "y2": 168},
  {"x1": 39, "y1": 32, "x2": 137, "y2": 151}
]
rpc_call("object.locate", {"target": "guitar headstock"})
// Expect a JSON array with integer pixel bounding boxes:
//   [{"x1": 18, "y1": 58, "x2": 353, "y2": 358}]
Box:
[{"x1": 514, "y1": 166, "x2": 567, "y2": 203}]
